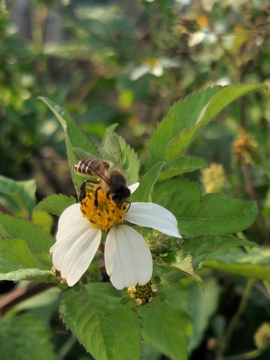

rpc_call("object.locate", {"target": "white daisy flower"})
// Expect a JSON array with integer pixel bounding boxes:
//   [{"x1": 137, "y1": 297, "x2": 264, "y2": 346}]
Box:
[
  {"x1": 50, "y1": 183, "x2": 181, "y2": 290},
  {"x1": 130, "y1": 58, "x2": 180, "y2": 81}
]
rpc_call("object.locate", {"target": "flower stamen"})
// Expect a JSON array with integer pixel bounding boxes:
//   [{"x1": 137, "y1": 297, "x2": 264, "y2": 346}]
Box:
[{"x1": 80, "y1": 189, "x2": 127, "y2": 231}]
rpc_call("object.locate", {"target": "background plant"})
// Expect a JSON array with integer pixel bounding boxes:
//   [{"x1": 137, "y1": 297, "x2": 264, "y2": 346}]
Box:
[{"x1": 1, "y1": 1, "x2": 270, "y2": 360}]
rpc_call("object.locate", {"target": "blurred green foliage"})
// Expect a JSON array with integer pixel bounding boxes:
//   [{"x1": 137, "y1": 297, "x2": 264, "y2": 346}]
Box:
[{"x1": 1, "y1": 0, "x2": 270, "y2": 359}]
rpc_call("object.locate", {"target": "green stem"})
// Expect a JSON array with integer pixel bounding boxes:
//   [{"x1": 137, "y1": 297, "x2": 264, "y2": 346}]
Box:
[
  {"x1": 217, "y1": 278, "x2": 255, "y2": 360},
  {"x1": 263, "y1": 281, "x2": 270, "y2": 297},
  {"x1": 225, "y1": 348, "x2": 263, "y2": 360}
]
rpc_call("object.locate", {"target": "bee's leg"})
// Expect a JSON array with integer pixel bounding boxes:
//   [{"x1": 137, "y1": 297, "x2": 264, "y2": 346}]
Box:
[
  {"x1": 106, "y1": 191, "x2": 111, "y2": 200},
  {"x1": 125, "y1": 201, "x2": 131, "y2": 212},
  {"x1": 79, "y1": 180, "x2": 88, "y2": 203},
  {"x1": 79, "y1": 180, "x2": 99, "y2": 204},
  {"x1": 94, "y1": 187, "x2": 101, "y2": 207}
]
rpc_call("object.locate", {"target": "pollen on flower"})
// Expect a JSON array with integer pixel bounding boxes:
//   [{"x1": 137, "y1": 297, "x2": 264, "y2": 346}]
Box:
[{"x1": 80, "y1": 189, "x2": 127, "y2": 231}]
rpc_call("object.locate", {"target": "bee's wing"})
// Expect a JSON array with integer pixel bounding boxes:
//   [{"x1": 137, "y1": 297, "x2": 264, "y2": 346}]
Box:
[
  {"x1": 72, "y1": 147, "x2": 96, "y2": 160},
  {"x1": 101, "y1": 132, "x2": 123, "y2": 168}
]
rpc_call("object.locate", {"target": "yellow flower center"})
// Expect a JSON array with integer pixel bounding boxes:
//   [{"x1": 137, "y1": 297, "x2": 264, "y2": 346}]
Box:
[
  {"x1": 80, "y1": 189, "x2": 128, "y2": 231},
  {"x1": 146, "y1": 58, "x2": 159, "y2": 68}
]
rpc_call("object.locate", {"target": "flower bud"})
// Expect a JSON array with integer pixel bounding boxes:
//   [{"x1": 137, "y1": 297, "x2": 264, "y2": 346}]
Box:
[
  {"x1": 254, "y1": 322, "x2": 270, "y2": 349},
  {"x1": 201, "y1": 163, "x2": 225, "y2": 193},
  {"x1": 147, "y1": 231, "x2": 170, "y2": 254}
]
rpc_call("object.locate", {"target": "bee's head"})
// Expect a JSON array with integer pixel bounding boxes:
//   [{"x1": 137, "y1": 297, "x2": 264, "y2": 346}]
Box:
[{"x1": 112, "y1": 187, "x2": 131, "y2": 204}]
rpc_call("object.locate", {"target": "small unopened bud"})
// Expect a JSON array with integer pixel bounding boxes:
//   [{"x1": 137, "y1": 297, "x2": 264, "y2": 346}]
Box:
[
  {"x1": 254, "y1": 323, "x2": 270, "y2": 350},
  {"x1": 127, "y1": 280, "x2": 158, "y2": 307},
  {"x1": 148, "y1": 232, "x2": 170, "y2": 254},
  {"x1": 51, "y1": 266, "x2": 67, "y2": 285}
]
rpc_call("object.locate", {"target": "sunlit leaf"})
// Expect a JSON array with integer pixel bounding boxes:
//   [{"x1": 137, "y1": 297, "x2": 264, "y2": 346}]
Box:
[
  {"x1": 153, "y1": 179, "x2": 258, "y2": 236},
  {"x1": 204, "y1": 247, "x2": 270, "y2": 281},
  {"x1": 32, "y1": 211, "x2": 53, "y2": 233},
  {"x1": 147, "y1": 84, "x2": 267, "y2": 169},
  {"x1": 158, "y1": 156, "x2": 208, "y2": 181},
  {"x1": 0, "y1": 268, "x2": 51, "y2": 282},
  {"x1": 0, "y1": 238, "x2": 49, "y2": 277},
  {"x1": 118, "y1": 135, "x2": 140, "y2": 185},
  {"x1": 181, "y1": 235, "x2": 258, "y2": 267},
  {"x1": 131, "y1": 162, "x2": 164, "y2": 202},
  {"x1": 39, "y1": 97, "x2": 98, "y2": 193},
  {"x1": 0, "y1": 214, "x2": 54, "y2": 253},
  {"x1": 158, "y1": 250, "x2": 204, "y2": 290}
]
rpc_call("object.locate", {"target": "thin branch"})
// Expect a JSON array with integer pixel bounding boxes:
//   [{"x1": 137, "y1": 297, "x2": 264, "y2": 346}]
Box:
[
  {"x1": 0, "y1": 281, "x2": 56, "y2": 316},
  {"x1": 0, "y1": 203, "x2": 14, "y2": 216},
  {"x1": 216, "y1": 278, "x2": 254, "y2": 360}
]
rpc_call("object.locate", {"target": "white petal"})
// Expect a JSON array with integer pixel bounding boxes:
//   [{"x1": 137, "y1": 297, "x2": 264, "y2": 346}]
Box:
[
  {"x1": 105, "y1": 225, "x2": 153, "y2": 290},
  {"x1": 52, "y1": 227, "x2": 101, "y2": 286},
  {"x1": 160, "y1": 57, "x2": 180, "y2": 68},
  {"x1": 125, "y1": 202, "x2": 181, "y2": 238},
  {"x1": 188, "y1": 31, "x2": 205, "y2": 47},
  {"x1": 130, "y1": 65, "x2": 149, "y2": 81},
  {"x1": 54, "y1": 203, "x2": 91, "y2": 244},
  {"x1": 150, "y1": 63, "x2": 163, "y2": 77},
  {"x1": 50, "y1": 203, "x2": 102, "y2": 286},
  {"x1": 128, "y1": 182, "x2": 140, "y2": 194}
]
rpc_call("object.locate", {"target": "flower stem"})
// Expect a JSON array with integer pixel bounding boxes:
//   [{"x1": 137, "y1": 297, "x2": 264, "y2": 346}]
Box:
[
  {"x1": 224, "y1": 348, "x2": 263, "y2": 360},
  {"x1": 217, "y1": 278, "x2": 255, "y2": 360}
]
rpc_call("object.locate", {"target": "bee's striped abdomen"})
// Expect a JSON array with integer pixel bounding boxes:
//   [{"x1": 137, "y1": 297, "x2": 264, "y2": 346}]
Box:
[{"x1": 74, "y1": 159, "x2": 110, "y2": 177}]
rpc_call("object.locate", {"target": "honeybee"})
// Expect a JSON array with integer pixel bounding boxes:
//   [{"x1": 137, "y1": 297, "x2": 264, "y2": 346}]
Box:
[{"x1": 73, "y1": 133, "x2": 130, "y2": 207}]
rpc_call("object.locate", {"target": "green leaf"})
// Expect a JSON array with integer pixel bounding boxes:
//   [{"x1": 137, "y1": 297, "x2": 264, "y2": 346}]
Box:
[
  {"x1": 152, "y1": 179, "x2": 258, "y2": 236},
  {"x1": 140, "y1": 344, "x2": 161, "y2": 360},
  {"x1": 35, "y1": 195, "x2": 76, "y2": 216},
  {"x1": 0, "y1": 214, "x2": 54, "y2": 253},
  {"x1": 0, "y1": 175, "x2": 36, "y2": 217},
  {"x1": 158, "y1": 250, "x2": 204, "y2": 290},
  {"x1": 100, "y1": 127, "x2": 140, "y2": 184},
  {"x1": 158, "y1": 156, "x2": 208, "y2": 181},
  {"x1": 39, "y1": 97, "x2": 98, "y2": 193},
  {"x1": 147, "y1": 84, "x2": 267, "y2": 168},
  {"x1": 0, "y1": 314, "x2": 55, "y2": 360},
  {"x1": 0, "y1": 268, "x2": 51, "y2": 281},
  {"x1": 118, "y1": 135, "x2": 140, "y2": 185},
  {"x1": 14, "y1": 287, "x2": 61, "y2": 327},
  {"x1": 204, "y1": 247, "x2": 270, "y2": 281},
  {"x1": 181, "y1": 235, "x2": 258, "y2": 268},
  {"x1": 140, "y1": 282, "x2": 191, "y2": 360},
  {"x1": 60, "y1": 284, "x2": 141, "y2": 360},
  {"x1": 165, "y1": 84, "x2": 267, "y2": 161},
  {"x1": 73, "y1": 147, "x2": 96, "y2": 160},
  {"x1": 131, "y1": 162, "x2": 164, "y2": 202},
  {"x1": 33, "y1": 211, "x2": 53, "y2": 233},
  {"x1": 0, "y1": 238, "x2": 49, "y2": 274},
  {"x1": 188, "y1": 279, "x2": 221, "y2": 351}
]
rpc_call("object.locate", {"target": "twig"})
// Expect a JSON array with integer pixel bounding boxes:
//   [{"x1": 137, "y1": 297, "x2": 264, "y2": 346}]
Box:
[
  {"x1": 0, "y1": 203, "x2": 13, "y2": 216},
  {"x1": 0, "y1": 281, "x2": 56, "y2": 316}
]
